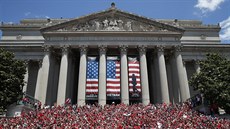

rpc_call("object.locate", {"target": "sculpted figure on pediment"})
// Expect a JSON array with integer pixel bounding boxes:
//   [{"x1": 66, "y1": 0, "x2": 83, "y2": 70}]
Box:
[
  {"x1": 72, "y1": 22, "x2": 91, "y2": 31},
  {"x1": 125, "y1": 21, "x2": 132, "y2": 31},
  {"x1": 103, "y1": 19, "x2": 109, "y2": 28},
  {"x1": 54, "y1": 17, "x2": 170, "y2": 32},
  {"x1": 104, "y1": 19, "x2": 123, "y2": 31},
  {"x1": 117, "y1": 20, "x2": 124, "y2": 29},
  {"x1": 94, "y1": 21, "x2": 101, "y2": 31},
  {"x1": 109, "y1": 20, "x2": 118, "y2": 27}
]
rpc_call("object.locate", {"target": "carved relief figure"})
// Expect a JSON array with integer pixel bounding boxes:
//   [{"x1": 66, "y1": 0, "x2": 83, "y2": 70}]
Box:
[
  {"x1": 117, "y1": 20, "x2": 124, "y2": 29},
  {"x1": 125, "y1": 21, "x2": 132, "y2": 31},
  {"x1": 82, "y1": 22, "x2": 90, "y2": 31},
  {"x1": 103, "y1": 19, "x2": 109, "y2": 28},
  {"x1": 109, "y1": 20, "x2": 118, "y2": 27},
  {"x1": 67, "y1": 17, "x2": 164, "y2": 32},
  {"x1": 94, "y1": 21, "x2": 100, "y2": 31}
]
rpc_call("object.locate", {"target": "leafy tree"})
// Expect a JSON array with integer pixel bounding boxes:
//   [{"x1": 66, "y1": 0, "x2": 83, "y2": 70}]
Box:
[
  {"x1": 189, "y1": 53, "x2": 230, "y2": 113},
  {"x1": 0, "y1": 48, "x2": 26, "y2": 112}
]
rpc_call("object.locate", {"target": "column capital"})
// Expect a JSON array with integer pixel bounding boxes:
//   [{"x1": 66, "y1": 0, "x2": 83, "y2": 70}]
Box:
[
  {"x1": 61, "y1": 45, "x2": 70, "y2": 54},
  {"x1": 119, "y1": 45, "x2": 128, "y2": 54},
  {"x1": 156, "y1": 45, "x2": 165, "y2": 52},
  {"x1": 174, "y1": 45, "x2": 183, "y2": 52},
  {"x1": 79, "y1": 45, "x2": 88, "y2": 54},
  {"x1": 98, "y1": 45, "x2": 107, "y2": 54},
  {"x1": 24, "y1": 59, "x2": 30, "y2": 66},
  {"x1": 138, "y1": 45, "x2": 147, "y2": 54},
  {"x1": 43, "y1": 45, "x2": 51, "y2": 53}
]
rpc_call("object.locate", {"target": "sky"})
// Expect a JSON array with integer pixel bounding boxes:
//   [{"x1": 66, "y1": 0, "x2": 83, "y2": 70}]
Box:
[{"x1": 0, "y1": 0, "x2": 229, "y2": 43}]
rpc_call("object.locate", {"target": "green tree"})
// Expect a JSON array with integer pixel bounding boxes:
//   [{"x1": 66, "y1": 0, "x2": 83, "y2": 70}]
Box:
[
  {"x1": 189, "y1": 53, "x2": 230, "y2": 113},
  {"x1": 0, "y1": 48, "x2": 26, "y2": 112}
]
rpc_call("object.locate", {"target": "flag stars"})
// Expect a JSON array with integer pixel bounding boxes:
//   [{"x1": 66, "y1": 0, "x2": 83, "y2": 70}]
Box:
[
  {"x1": 107, "y1": 61, "x2": 116, "y2": 79},
  {"x1": 87, "y1": 61, "x2": 99, "y2": 79}
]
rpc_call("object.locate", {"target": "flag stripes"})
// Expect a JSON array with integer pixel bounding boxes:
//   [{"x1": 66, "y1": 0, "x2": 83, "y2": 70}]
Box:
[
  {"x1": 86, "y1": 57, "x2": 99, "y2": 98},
  {"x1": 86, "y1": 56, "x2": 140, "y2": 98},
  {"x1": 106, "y1": 58, "x2": 120, "y2": 97}
]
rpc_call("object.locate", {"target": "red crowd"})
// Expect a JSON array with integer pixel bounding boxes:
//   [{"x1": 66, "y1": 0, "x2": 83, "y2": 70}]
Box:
[{"x1": 0, "y1": 102, "x2": 229, "y2": 128}]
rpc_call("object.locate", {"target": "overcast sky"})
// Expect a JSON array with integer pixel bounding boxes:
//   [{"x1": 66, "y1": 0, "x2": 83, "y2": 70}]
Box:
[{"x1": 0, "y1": 0, "x2": 229, "y2": 43}]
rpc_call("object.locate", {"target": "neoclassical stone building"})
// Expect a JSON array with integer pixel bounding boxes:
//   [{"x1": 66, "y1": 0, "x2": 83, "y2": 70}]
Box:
[{"x1": 1, "y1": 4, "x2": 230, "y2": 106}]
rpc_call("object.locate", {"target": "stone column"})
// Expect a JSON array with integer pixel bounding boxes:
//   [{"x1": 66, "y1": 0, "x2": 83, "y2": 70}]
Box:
[
  {"x1": 156, "y1": 46, "x2": 170, "y2": 103},
  {"x1": 194, "y1": 60, "x2": 201, "y2": 73},
  {"x1": 138, "y1": 45, "x2": 150, "y2": 105},
  {"x1": 171, "y1": 55, "x2": 180, "y2": 103},
  {"x1": 98, "y1": 45, "x2": 107, "y2": 106},
  {"x1": 23, "y1": 60, "x2": 29, "y2": 95},
  {"x1": 35, "y1": 46, "x2": 51, "y2": 105},
  {"x1": 57, "y1": 45, "x2": 69, "y2": 105},
  {"x1": 166, "y1": 57, "x2": 174, "y2": 103},
  {"x1": 77, "y1": 45, "x2": 88, "y2": 106},
  {"x1": 35, "y1": 60, "x2": 42, "y2": 99},
  {"x1": 174, "y1": 46, "x2": 190, "y2": 101},
  {"x1": 120, "y1": 45, "x2": 129, "y2": 105},
  {"x1": 183, "y1": 61, "x2": 190, "y2": 96}
]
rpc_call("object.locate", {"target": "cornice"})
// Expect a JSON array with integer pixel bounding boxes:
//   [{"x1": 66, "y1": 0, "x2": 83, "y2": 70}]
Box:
[
  {"x1": 182, "y1": 44, "x2": 230, "y2": 48},
  {"x1": 42, "y1": 31, "x2": 182, "y2": 37},
  {"x1": 183, "y1": 26, "x2": 221, "y2": 32},
  {"x1": 0, "y1": 25, "x2": 41, "y2": 31}
]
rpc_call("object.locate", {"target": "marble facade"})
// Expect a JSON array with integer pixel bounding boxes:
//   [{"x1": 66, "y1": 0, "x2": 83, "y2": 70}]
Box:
[{"x1": 1, "y1": 5, "x2": 230, "y2": 106}]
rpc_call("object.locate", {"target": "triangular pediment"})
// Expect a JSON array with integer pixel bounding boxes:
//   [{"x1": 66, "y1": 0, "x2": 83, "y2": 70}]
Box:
[{"x1": 41, "y1": 8, "x2": 184, "y2": 33}]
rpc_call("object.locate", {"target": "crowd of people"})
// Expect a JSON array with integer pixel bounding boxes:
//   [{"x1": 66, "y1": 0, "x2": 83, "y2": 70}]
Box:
[
  {"x1": 0, "y1": 101, "x2": 229, "y2": 128},
  {"x1": 189, "y1": 94, "x2": 203, "y2": 108}
]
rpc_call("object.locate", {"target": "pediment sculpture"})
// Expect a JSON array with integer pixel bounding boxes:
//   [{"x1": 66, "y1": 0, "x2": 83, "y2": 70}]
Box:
[{"x1": 56, "y1": 17, "x2": 169, "y2": 32}]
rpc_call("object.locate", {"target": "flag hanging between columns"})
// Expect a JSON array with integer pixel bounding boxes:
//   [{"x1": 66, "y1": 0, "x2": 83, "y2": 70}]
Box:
[
  {"x1": 86, "y1": 57, "x2": 99, "y2": 98},
  {"x1": 128, "y1": 57, "x2": 141, "y2": 98},
  {"x1": 106, "y1": 57, "x2": 120, "y2": 98}
]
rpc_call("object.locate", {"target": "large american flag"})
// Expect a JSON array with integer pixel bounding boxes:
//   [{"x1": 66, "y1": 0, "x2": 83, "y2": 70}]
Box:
[
  {"x1": 128, "y1": 57, "x2": 141, "y2": 93},
  {"x1": 106, "y1": 57, "x2": 120, "y2": 97},
  {"x1": 86, "y1": 57, "x2": 98, "y2": 98}
]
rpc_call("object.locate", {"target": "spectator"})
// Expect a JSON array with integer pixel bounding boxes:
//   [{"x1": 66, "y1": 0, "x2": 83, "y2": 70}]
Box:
[{"x1": 0, "y1": 102, "x2": 229, "y2": 128}]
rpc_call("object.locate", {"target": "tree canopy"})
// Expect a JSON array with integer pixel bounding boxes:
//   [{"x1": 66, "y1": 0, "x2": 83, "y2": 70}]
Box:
[
  {"x1": 0, "y1": 48, "x2": 26, "y2": 112},
  {"x1": 189, "y1": 53, "x2": 230, "y2": 113}
]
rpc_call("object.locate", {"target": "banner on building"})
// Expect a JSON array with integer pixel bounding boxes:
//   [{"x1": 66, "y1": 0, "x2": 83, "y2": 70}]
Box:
[
  {"x1": 106, "y1": 56, "x2": 120, "y2": 99},
  {"x1": 128, "y1": 57, "x2": 141, "y2": 99},
  {"x1": 86, "y1": 57, "x2": 99, "y2": 99}
]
